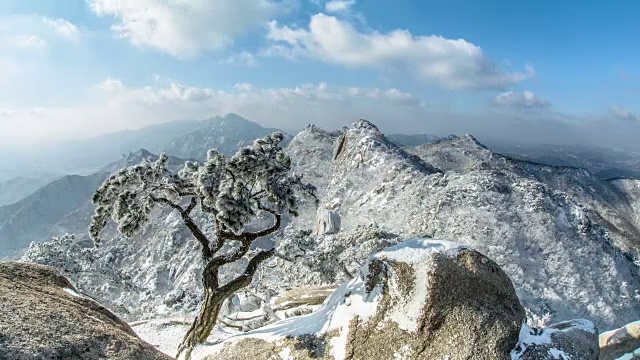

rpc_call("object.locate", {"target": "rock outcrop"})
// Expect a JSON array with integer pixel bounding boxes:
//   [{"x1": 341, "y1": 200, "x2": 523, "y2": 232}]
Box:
[
  {"x1": 193, "y1": 239, "x2": 527, "y2": 360},
  {"x1": 511, "y1": 319, "x2": 599, "y2": 359},
  {"x1": 0, "y1": 261, "x2": 171, "y2": 360},
  {"x1": 599, "y1": 320, "x2": 640, "y2": 360}
]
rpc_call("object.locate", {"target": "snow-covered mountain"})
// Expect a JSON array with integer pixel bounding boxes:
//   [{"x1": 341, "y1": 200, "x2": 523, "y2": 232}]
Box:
[
  {"x1": 274, "y1": 121, "x2": 640, "y2": 330},
  {"x1": 16, "y1": 119, "x2": 640, "y2": 334},
  {"x1": 162, "y1": 113, "x2": 292, "y2": 160}
]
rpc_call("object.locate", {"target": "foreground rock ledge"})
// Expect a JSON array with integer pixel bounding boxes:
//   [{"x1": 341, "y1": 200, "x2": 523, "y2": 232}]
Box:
[
  {"x1": 600, "y1": 320, "x2": 640, "y2": 360},
  {"x1": 0, "y1": 261, "x2": 171, "y2": 360},
  {"x1": 194, "y1": 239, "x2": 525, "y2": 360}
]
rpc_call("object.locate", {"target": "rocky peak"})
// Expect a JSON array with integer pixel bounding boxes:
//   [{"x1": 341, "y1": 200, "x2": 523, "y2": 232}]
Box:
[
  {"x1": 352, "y1": 118, "x2": 380, "y2": 132},
  {"x1": 126, "y1": 148, "x2": 154, "y2": 161}
]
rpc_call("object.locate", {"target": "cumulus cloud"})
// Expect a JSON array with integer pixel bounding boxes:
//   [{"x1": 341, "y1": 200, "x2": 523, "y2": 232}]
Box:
[
  {"x1": 494, "y1": 90, "x2": 550, "y2": 109},
  {"x1": 88, "y1": 0, "x2": 292, "y2": 58},
  {"x1": 610, "y1": 106, "x2": 638, "y2": 122},
  {"x1": 265, "y1": 14, "x2": 534, "y2": 89},
  {"x1": 325, "y1": 0, "x2": 356, "y2": 13}
]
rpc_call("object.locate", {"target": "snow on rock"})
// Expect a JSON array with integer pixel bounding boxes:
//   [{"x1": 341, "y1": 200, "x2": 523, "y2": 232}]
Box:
[
  {"x1": 190, "y1": 238, "x2": 525, "y2": 360},
  {"x1": 131, "y1": 317, "x2": 195, "y2": 357},
  {"x1": 511, "y1": 319, "x2": 599, "y2": 359}
]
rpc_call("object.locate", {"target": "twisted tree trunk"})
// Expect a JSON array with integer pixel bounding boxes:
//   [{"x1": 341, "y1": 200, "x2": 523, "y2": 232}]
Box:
[{"x1": 176, "y1": 249, "x2": 275, "y2": 360}]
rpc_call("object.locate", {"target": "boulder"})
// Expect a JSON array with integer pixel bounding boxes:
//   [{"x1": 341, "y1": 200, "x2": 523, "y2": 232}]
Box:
[
  {"x1": 599, "y1": 320, "x2": 640, "y2": 359},
  {"x1": 316, "y1": 208, "x2": 341, "y2": 235},
  {"x1": 0, "y1": 261, "x2": 171, "y2": 360},
  {"x1": 511, "y1": 319, "x2": 599, "y2": 359},
  {"x1": 192, "y1": 239, "x2": 526, "y2": 360}
]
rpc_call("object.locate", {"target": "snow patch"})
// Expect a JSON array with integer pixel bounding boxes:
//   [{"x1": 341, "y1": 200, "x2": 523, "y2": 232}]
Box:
[
  {"x1": 549, "y1": 348, "x2": 569, "y2": 359},
  {"x1": 511, "y1": 320, "x2": 595, "y2": 359},
  {"x1": 278, "y1": 347, "x2": 294, "y2": 360},
  {"x1": 63, "y1": 287, "x2": 83, "y2": 298},
  {"x1": 372, "y1": 238, "x2": 464, "y2": 332}
]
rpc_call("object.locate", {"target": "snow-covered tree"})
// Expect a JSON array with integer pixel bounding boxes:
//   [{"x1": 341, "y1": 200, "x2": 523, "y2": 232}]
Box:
[{"x1": 89, "y1": 133, "x2": 316, "y2": 359}]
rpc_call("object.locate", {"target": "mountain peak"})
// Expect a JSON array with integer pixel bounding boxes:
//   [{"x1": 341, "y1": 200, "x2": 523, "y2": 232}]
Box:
[
  {"x1": 128, "y1": 148, "x2": 153, "y2": 159},
  {"x1": 458, "y1": 134, "x2": 489, "y2": 149},
  {"x1": 352, "y1": 119, "x2": 380, "y2": 132}
]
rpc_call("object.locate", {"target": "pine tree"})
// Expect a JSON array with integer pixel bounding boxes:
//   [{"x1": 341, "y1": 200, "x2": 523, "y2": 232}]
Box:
[{"x1": 89, "y1": 132, "x2": 316, "y2": 359}]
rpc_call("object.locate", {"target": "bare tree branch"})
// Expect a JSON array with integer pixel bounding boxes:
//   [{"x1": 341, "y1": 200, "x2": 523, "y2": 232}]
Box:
[
  {"x1": 244, "y1": 206, "x2": 281, "y2": 239},
  {"x1": 185, "y1": 197, "x2": 197, "y2": 214},
  {"x1": 151, "y1": 195, "x2": 212, "y2": 259},
  {"x1": 218, "y1": 249, "x2": 276, "y2": 295}
]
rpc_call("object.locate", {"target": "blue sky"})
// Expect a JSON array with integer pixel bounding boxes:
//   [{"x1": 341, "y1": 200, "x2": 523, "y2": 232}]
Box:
[{"x1": 0, "y1": 0, "x2": 638, "y2": 148}]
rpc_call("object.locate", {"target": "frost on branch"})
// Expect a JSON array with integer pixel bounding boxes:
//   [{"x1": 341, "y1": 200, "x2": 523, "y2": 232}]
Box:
[{"x1": 90, "y1": 132, "x2": 316, "y2": 243}]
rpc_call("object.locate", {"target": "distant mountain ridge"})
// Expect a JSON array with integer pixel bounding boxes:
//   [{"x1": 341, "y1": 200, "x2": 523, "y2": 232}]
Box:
[
  {"x1": 163, "y1": 113, "x2": 292, "y2": 160},
  {"x1": 0, "y1": 174, "x2": 61, "y2": 206},
  {"x1": 0, "y1": 113, "x2": 289, "y2": 176}
]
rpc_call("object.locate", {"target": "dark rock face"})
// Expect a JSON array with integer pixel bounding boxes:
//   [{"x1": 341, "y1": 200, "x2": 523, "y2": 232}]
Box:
[
  {"x1": 512, "y1": 319, "x2": 599, "y2": 360},
  {"x1": 0, "y1": 261, "x2": 171, "y2": 360},
  {"x1": 599, "y1": 320, "x2": 640, "y2": 360}
]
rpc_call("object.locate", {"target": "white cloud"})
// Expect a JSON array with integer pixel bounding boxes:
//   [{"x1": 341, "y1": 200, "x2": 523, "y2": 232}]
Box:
[
  {"x1": 42, "y1": 17, "x2": 80, "y2": 41},
  {"x1": 11, "y1": 34, "x2": 48, "y2": 51},
  {"x1": 0, "y1": 79, "x2": 430, "y2": 146},
  {"x1": 610, "y1": 106, "x2": 638, "y2": 122},
  {"x1": 0, "y1": 16, "x2": 79, "y2": 56},
  {"x1": 218, "y1": 51, "x2": 258, "y2": 66},
  {"x1": 494, "y1": 90, "x2": 550, "y2": 109},
  {"x1": 325, "y1": 0, "x2": 356, "y2": 13},
  {"x1": 265, "y1": 14, "x2": 534, "y2": 89},
  {"x1": 88, "y1": 0, "x2": 292, "y2": 58}
]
